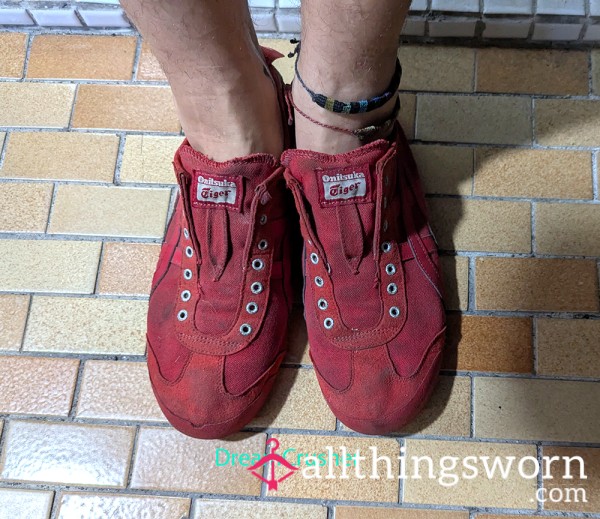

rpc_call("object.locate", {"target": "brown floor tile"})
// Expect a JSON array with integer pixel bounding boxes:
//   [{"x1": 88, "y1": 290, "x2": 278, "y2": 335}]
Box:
[
  {"x1": 76, "y1": 360, "x2": 165, "y2": 422},
  {"x1": 537, "y1": 318, "x2": 600, "y2": 378},
  {"x1": 97, "y1": 243, "x2": 160, "y2": 296},
  {"x1": 0, "y1": 182, "x2": 52, "y2": 232},
  {"x1": 49, "y1": 185, "x2": 170, "y2": 238},
  {"x1": 477, "y1": 48, "x2": 589, "y2": 95},
  {"x1": 404, "y1": 440, "x2": 537, "y2": 508},
  {"x1": 130, "y1": 428, "x2": 265, "y2": 494},
  {"x1": 0, "y1": 421, "x2": 135, "y2": 487},
  {"x1": 440, "y1": 256, "x2": 469, "y2": 311},
  {"x1": 543, "y1": 446, "x2": 600, "y2": 513},
  {"x1": 536, "y1": 99, "x2": 600, "y2": 147},
  {"x1": 593, "y1": 50, "x2": 599, "y2": 95},
  {"x1": 193, "y1": 500, "x2": 327, "y2": 519},
  {"x1": 0, "y1": 240, "x2": 101, "y2": 293},
  {"x1": 336, "y1": 507, "x2": 469, "y2": 519},
  {"x1": 258, "y1": 38, "x2": 296, "y2": 84},
  {"x1": 267, "y1": 434, "x2": 400, "y2": 502},
  {"x1": 399, "y1": 46, "x2": 475, "y2": 92},
  {"x1": 72, "y1": 84, "x2": 180, "y2": 132},
  {"x1": 475, "y1": 257, "x2": 599, "y2": 312},
  {"x1": 535, "y1": 203, "x2": 600, "y2": 256},
  {"x1": 57, "y1": 493, "x2": 190, "y2": 519},
  {"x1": 0, "y1": 83, "x2": 75, "y2": 128},
  {"x1": 428, "y1": 199, "x2": 531, "y2": 253},
  {"x1": 28, "y1": 35, "x2": 136, "y2": 80},
  {"x1": 417, "y1": 95, "x2": 532, "y2": 145},
  {"x1": 474, "y1": 148, "x2": 593, "y2": 199},
  {"x1": 1, "y1": 132, "x2": 119, "y2": 182},
  {"x1": 285, "y1": 305, "x2": 311, "y2": 365},
  {"x1": 119, "y1": 135, "x2": 180, "y2": 184},
  {"x1": 445, "y1": 315, "x2": 533, "y2": 373},
  {"x1": 0, "y1": 32, "x2": 27, "y2": 78},
  {"x1": 399, "y1": 93, "x2": 416, "y2": 139},
  {"x1": 474, "y1": 377, "x2": 600, "y2": 443},
  {"x1": 250, "y1": 368, "x2": 336, "y2": 430},
  {"x1": 411, "y1": 144, "x2": 473, "y2": 196},
  {"x1": 0, "y1": 356, "x2": 78, "y2": 416},
  {"x1": 24, "y1": 296, "x2": 147, "y2": 355},
  {"x1": 0, "y1": 489, "x2": 53, "y2": 519},
  {"x1": 136, "y1": 41, "x2": 166, "y2": 82},
  {"x1": 0, "y1": 294, "x2": 29, "y2": 351}
]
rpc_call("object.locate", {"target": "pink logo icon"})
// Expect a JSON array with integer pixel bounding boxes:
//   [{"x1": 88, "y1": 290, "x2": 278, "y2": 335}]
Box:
[{"x1": 246, "y1": 438, "x2": 299, "y2": 491}]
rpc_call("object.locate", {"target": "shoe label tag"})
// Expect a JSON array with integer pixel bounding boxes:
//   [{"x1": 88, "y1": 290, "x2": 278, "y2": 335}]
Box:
[
  {"x1": 319, "y1": 169, "x2": 369, "y2": 206},
  {"x1": 193, "y1": 171, "x2": 242, "y2": 211}
]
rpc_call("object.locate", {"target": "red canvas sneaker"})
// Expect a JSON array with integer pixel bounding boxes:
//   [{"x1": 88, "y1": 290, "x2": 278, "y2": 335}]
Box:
[
  {"x1": 147, "y1": 50, "x2": 293, "y2": 439},
  {"x1": 281, "y1": 122, "x2": 446, "y2": 435}
]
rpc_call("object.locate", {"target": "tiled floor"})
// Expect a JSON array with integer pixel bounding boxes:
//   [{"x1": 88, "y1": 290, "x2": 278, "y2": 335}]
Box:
[{"x1": 0, "y1": 31, "x2": 599, "y2": 519}]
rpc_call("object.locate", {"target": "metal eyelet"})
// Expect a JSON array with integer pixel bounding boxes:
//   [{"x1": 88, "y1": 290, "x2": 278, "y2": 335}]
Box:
[
  {"x1": 314, "y1": 276, "x2": 324, "y2": 287},
  {"x1": 246, "y1": 302, "x2": 258, "y2": 314},
  {"x1": 240, "y1": 324, "x2": 252, "y2": 336},
  {"x1": 259, "y1": 214, "x2": 267, "y2": 225},
  {"x1": 310, "y1": 253, "x2": 319, "y2": 265},
  {"x1": 258, "y1": 239, "x2": 268, "y2": 250},
  {"x1": 183, "y1": 269, "x2": 193, "y2": 280},
  {"x1": 181, "y1": 290, "x2": 191, "y2": 302},
  {"x1": 317, "y1": 298, "x2": 328, "y2": 310},
  {"x1": 389, "y1": 306, "x2": 400, "y2": 318},
  {"x1": 185, "y1": 246, "x2": 194, "y2": 258},
  {"x1": 177, "y1": 310, "x2": 188, "y2": 321},
  {"x1": 252, "y1": 258, "x2": 265, "y2": 271},
  {"x1": 251, "y1": 282, "x2": 263, "y2": 294},
  {"x1": 387, "y1": 283, "x2": 398, "y2": 295},
  {"x1": 381, "y1": 242, "x2": 392, "y2": 253},
  {"x1": 183, "y1": 228, "x2": 190, "y2": 239},
  {"x1": 386, "y1": 264, "x2": 396, "y2": 276},
  {"x1": 324, "y1": 317, "x2": 334, "y2": 330}
]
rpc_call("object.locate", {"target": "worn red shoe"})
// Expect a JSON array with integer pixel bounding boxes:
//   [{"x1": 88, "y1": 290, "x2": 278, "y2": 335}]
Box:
[
  {"x1": 146, "y1": 50, "x2": 293, "y2": 439},
  {"x1": 281, "y1": 123, "x2": 446, "y2": 435}
]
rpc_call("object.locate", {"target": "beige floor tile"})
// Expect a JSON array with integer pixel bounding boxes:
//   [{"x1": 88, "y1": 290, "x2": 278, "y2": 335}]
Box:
[
  {"x1": 0, "y1": 33, "x2": 27, "y2": 78},
  {"x1": 0, "y1": 83, "x2": 76, "y2": 128},
  {"x1": 476, "y1": 515, "x2": 539, "y2": 519},
  {"x1": 336, "y1": 507, "x2": 469, "y2": 519},
  {"x1": 0, "y1": 240, "x2": 101, "y2": 293},
  {"x1": 1, "y1": 132, "x2": 119, "y2": 182},
  {"x1": 0, "y1": 294, "x2": 29, "y2": 351},
  {"x1": 193, "y1": 500, "x2": 327, "y2": 519},
  {"x1": 250, "y1": 368, "x2": 336, "y2": 430},
  {"x1": 474, "y1": 377, "x2": 600, "y2": 443},
  {"x1": 258, "y1": 38, "x2": 296, "y2": 84},
  {"x1": 543, "y1": 446, "x2": 600, "y2": 513},
  {"x1": 474, "y1": 148, "x2": 593, "y2": 199},
  {"x1": 57, "y1": 493, "x2": 190, "y2": 519},
  {"x1": 536, "y1": 100, "x2": 600, "y2": 147},
  {"x1": 24, "y1": 296, "x2": 147, "y2": 355},
  {"x1": 417, "y1": 95, "x2": 532, "y2": 145},
  {"x1": 0, "y1": 356, "x2": 78, "y2": 416},
  {"x1": 76, "y1": 360, "x2": 165, "y2": 422},
  {"x1": 49, "y1": 185, "x2": 170, "y2": 238},
  {"x1": 285, "y1": 305, "x2": 311, "y2": 365},
  {"x1": 399, "y1": 94, "x2": 416, "y2": 140},
  {"x1": 535, "y1": 203, "x2": 600, "y2": 256},
  {"x1": 399, "y1": 46, "x2": 474, "y2": 92},
  {"x1": 27, "y1": 35, "x2": 136, "y2": 80},
  {"x1": 537, "y1": 318, "x2": 600, "y2": 378},
  {"x1": 411, "y1": 145, "x2": 473, "y2": 196},
  {"x1": 0, "y1": 132, "x2": 4, "y2": 152},
  {"x1": 72, "y1": 84, "x2": 180, "y2": 132},
  {"x1": 97, "y1": 243, "x2": 160, "y2": 296},
  {"x1": 131, "y1": 428, "x2": 265, "y2": 494},
  {"x1": 428, "y1": 199, "x2": 531, "y2": 253},
  {"x1": 0, "y1": 182, "x2": 52, "y2": 232},
  {"x1": 0, "y1": 489, "x2": 53, "y2": 519},
  {"x1": 477, "y1": 48, "x2": 589, "y2": 95},
  {"x1": 475, "y1": 258, "x2": 599, "y2": 312},
  {"x1": 119, "y1": 135, "x2": 180, "y2": 184},
  {"x1": 136, "y1": 41, "x2": 166, "y2": 82},
  {"x1": 0, "y1": 420, "x2": 135, "y2": 487},
  {"x1": 404, "y1": 439, "x2": 537, "y2": 508},
  {"x1": 593, "y1": 50, "x2": 599, "y2": 95},
  {"x1": 440, "y1": 256, "x2": 469, "y2": 311},
  {"x1": 445, "y1": 315, "x2": 533, "y2": 373}
]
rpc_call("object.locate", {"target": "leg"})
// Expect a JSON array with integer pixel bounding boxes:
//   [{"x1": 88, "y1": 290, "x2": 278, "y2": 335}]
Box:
[
  {"x1": 293, "y1": 0, "x2": 410, "y2": 154},
  {"x1": 120, "y1": 0, "x2": 283, "y2": 161}
]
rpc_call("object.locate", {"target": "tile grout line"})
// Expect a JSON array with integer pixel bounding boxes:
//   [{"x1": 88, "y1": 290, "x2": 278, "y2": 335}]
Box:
[
  {"x1": 67, "y1": 358, "x2": 86, "y2": 420},
  {"x1": 112, "y1": 132, "x2": 127, "y2": 186},
  {"x1": 131, "y1": 33, "x2": 143, "y2": 82},
  {"x1": 536, "y1": 443, "x2": 544, "y2": 513},
  {"x1": 124, "y1": 425, "x2": 141, "y2": 490},
  {"x1": 0, "y1": 131, "x2": 10, "y2": 170},
  {"x1": 19, "y1": 31, "x2": 34, "y2": 81},
  {"x1": 467, "y1": 256, "x2": 476, "y2": 312},
  {"x1": 469, "y1": 374, "x2": 475, "y2": 438},
  {"x1": 44, "y1": 182, "x2": 57, "y2": 234},
  {"x1": 593, "y1": 149, "x2": 599, "y2": 201},
  {"x1": 17, "y1": 293, "x2": 33, "y2": 353},
  {"x1": 48, "y1": 489, "x2": 61, "y2": 519},
  {"x1": 66, "y1": 83, "x2": 80, "y2": 131},
  {"x1": 92, "y1": 241, "x2": 105, "y2": 295},
  {"x1": 532, "y1": 318, "x2": 539, "y2": 376},
  {"x1": 531, "y1": 201, "x2": 537, "y2": 256}
]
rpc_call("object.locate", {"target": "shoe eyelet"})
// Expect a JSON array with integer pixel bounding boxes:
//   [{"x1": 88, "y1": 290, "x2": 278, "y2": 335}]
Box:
[
  {"x1": 177, "y1": 310, "x2": 188, "y2": 321},
  {"x1": 181, "y1": 290, "x2": 191, "y2": 302},
  {"x1": 310, "y1": 252, "x2": 319, "y2": 265},
  {"x1": 251, "y1": 282, "x2": 263, "y2": 294},
  {"x1": 384, "y1": 176, "x2": 390, "y2": 186},
  {"x1": 314, "y1": 276, "x2": 324, "y2": 287},
  {"x1": 252, "y1": 258, "x2": 265, "y2": 271},
  {"x1": 183, "y1": 269, "x2": 193, "y2": 280},
  {"x1": 381, "y1": 242, "x2": 392, "y2": 253},
  {"x1": 385, "y1": 264, "x2": 396, "y2": 276},
  {"x1": 383, "y1": 220, "x2": 389, "y2": 232},
  {"x1": 387, "y1": 282, "x2": 398, "y2": 295},
  {"x1": 185, "y1": 246, "x2": 194, "y2": 258},
  {"x1": 317, "y1": 298, "x2": 328, "y2": 310},
  {"x1": 183, "y1": 228, "x2": 190, "y2": 239},
  {"x1": 259, "y1": 214, "x2": 268, "y2": 225},
  {"x1": 240, "y1": 324, "x2": 252, "y2": 336},
  {"x1": 258, "y1": 239, "x2": 268, "y2": 250},
  {"x1": 383, "y1": 197, "x2": 388, "y2": 209},
  {"x1": 389, "y1": 306, "x2": 400, "y2": 318},
  {"x1": 324, "y1": 317, "x2": 334, "y2": 330},
  {"x1": 246, "y1": 302, "x2": 258, "y2": 314}
]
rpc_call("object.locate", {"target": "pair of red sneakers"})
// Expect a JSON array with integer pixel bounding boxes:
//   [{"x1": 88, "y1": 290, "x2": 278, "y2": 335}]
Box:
[{"x1": 146, "y1": 49, "x2": 446, "y2": 439}]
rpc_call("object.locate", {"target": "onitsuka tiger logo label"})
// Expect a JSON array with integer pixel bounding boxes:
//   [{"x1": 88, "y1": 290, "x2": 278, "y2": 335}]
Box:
[
  {"x1": 194, "y1": 173, "x2": 240, "y2": 208},
  {"x1": 322, "y1": 171, "x2": 367, "y2": 201}
]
